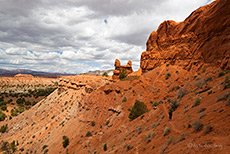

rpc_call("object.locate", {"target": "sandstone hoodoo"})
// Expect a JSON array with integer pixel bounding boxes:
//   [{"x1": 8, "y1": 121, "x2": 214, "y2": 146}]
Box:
[
  {"x1": 141, "y1": 0, "x2": 230, "y2": 73},
  {"x1": 112, "y1": 59, "x2": 133, "y2": 80}
]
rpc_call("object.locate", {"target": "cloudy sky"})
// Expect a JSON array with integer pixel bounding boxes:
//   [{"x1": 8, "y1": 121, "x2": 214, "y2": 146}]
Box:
[{"x1": 0, "y1": 0, "x2": 215, "y2": 73}]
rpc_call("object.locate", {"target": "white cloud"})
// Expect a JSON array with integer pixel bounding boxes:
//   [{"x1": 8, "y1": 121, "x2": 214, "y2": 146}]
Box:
[{"x1": 0, "y1": 0, "x2": 213, "y2": 73}]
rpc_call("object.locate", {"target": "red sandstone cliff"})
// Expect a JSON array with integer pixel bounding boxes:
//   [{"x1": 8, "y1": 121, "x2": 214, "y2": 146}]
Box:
[{"x1": 141, "y1": 0, "x2": 230, "y2": 73}]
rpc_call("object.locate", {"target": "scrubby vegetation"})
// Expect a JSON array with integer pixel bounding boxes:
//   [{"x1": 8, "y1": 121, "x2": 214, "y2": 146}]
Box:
[
  {"x1": 62, "y1": 136, "x2": 69, "y2": 148},
  {"x1": 128, "y1": 100, "x2": 148, "y2": 121},
  {"x1": 192, "y1": 121, "x2": 203, "y2": 132},
  {"x1": 119, "y1": 69, "x2": 128, "y2": 80},
  {"x1": 0, "y1": 124, "x2": 8, "y2": 133},
  {"x1": 103, "y1": 144, "x2": 107, "y2": 151}
]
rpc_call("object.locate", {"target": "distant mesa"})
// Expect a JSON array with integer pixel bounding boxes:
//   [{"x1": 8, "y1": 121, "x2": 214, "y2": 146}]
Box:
[
  {"x1": 112, "y1": 59, "x2": 133, "y2": 80},
  {"x1": 140, "y1": 0, "x2": 230, "y2": 73},
  {"x1": 14, "y1": 74, "x2": 34, "y2": 78}
]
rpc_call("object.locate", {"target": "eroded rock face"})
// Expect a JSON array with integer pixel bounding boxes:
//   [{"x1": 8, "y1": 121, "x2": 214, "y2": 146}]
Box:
[
  {"x1": 141, "y1": 0, "x2": 230, "y2": 73},
  {"x1": 112, "y1": 59, "x2": 133, "y2": 80},
  {"x1": 58, "y1": 75, "x2": 111, "y2": 95}
]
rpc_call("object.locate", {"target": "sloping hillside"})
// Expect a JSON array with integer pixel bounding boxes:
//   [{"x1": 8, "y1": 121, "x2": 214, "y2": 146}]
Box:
[{"x1": 0, "y1": 0, "x2": 230, "y2": 154}]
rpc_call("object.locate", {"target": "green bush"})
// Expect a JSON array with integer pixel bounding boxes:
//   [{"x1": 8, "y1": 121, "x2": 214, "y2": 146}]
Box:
[
  {"x1": 165, "y1": 73, "x2": 171, "y2": 80},
  {"x1": 103, "y1": 144, "x2": 107, "y2": 151},
  {"x1": 218, "y1": 71, "x2": 225, "y2": 77},
  {"x1": 122, "y1": 97, "x2": 127, "y2": 103},
  {"x1": 119, "y1": 69, "x2": 128, "y2": 80},
  {"x1": 0, "y1": 111, "x2": 6, "y2": 121},
  {"x1": 192, "y1": 98, "x2": 201, "y2": 108},
  {"x1": 0, "y1": 124, "x2": 8, "y2": 133},
  {"x1": 102, "y1": 72, "x2": 108, "y2": 77},
  {"x1": 91, "y1": 121, "x2": 95, "y2": 127},
  {"x1": 1, "y1": 105, "x2": 7, "y2": 111},
  {"x1": 62, "y1": 136, "x2": 69, "y2": 148},
  {"x1": 128, "y1": 100, "x2": 148, "y2": 121},
  {"x1": 86, "y1": 131, "x2": 92, "y2": 137}
]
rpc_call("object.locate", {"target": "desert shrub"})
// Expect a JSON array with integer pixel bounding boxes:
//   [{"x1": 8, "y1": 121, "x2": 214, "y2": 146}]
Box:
[
  {"x1": 1, "y1": 105, "x2": 7, "y2": 111},
  {"x1": 160, "y1": 144, "x2": 168, "y2": 154},
  {"x1": 16, "y1": 98, "x2": 25, "y2": 105},
  {"x1": 176, "y1": 87, "x2": 188, "y2": 99},
  {"x1": 119, "y1": 69, "x2": 128, "y2": 80},
  {"x1": 126, "y1": 145, "x2": 133, "y2": 151},
  {"x1": 192, "y1": 98, "x2": 201, "y2": 108},
  {"x1": 102, "y1": 72, "x2": 108, "y2": 77},
  {"x1": 0, "y1": 124, "x2": 8, "y2": 133},
  {"x1": 165, "y1": 73, "x2": 171, "y2": 80},
  {"x1": 44, "y1": 149, "x2": 49, "y2": 154},
  {"x1": 122, "y1": 97, "x2": 127, "y2": 103},
  {"x1": 0, "y1": 111, "x2": 6, "y2": 121},
  {"x1": 151, "y1": 123, "x2": 160, "y2": 129},
  {"x1": 216, "y1": 92, "x2": 230, "y2": 102},
  {"x1": 62, "y1": 136, "x2": 69, "y2": 148},
  {"x1": 202, "y1": 68, "x2": 206, "y2": 73},
  {"x1": 42, "y1": 145, "x2": 48, "y2": 150},
  {"x1": 223, "y1": 76, "x2": 230, "y2": 89},
  {"x1": 169, "y1": 99, "x2": 179, "y2": 112},
  {"x1": 91, "y1": 121, "x2": 95, "y2": 127},
  {"x1": 175, "y1": 134, "x2": 185, "y2": 144},
  {"x1": 0, "y1": 97, "x2": 4, "y2": 102},
  {"x1": 192, "y1": 121, "x2": 203, "y2": 132},
  {"x1": 198, "y1": 107, "x2": 206, "y2": 113},
  {"x1": 150, "y1": 100, "x2": 163, "y2": 107},
  {"x1": 184, "y1": 109, "x2": 189, "y2": 113},
  {"x1": 167, "y1": 136, "x2": 175, "y2": 145},
  {"x1": 163, "y1": 127, "x2": 170, "y2": 136},
  {"x1": 121, "y1": 75, "x2": 139, "y2": 81},
  {"x1": 207, "y1": 90, "x2": 212, "y2": 95},
  {"x1": 194, "y1": 80, "x2": 205, "y2": 89},
  {"x1": 10, "y1": 141, "x2": 17, "y2": 152},
  {"x1": 128, "y1": 100, "x2": 148, "y2": 121},
  {"x1": 137, "y1": 127, "x2": 142, "y2": 134},
  {"x1": 204, "y1": 124, "x2": 212, "y2": 134},
  {"x1": 218, "y1": 71, "x2": 225, "y2": 77},
  {"x1": 103, "y1": 144, "x2": 107, "y2": 151},
  {"x1": 199, "y1": 112, "x2": 206, "y2": 119},
  {"x1": 86, "y1": 131, "x2": 92, "y2": 137}
]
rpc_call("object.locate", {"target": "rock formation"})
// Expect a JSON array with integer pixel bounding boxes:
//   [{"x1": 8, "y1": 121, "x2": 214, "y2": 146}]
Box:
[
  {"x1": 112, "y1": 59, "x2": 133, "y2": 80},
  {"x1": 141, "y1": 0, "x2": 230, "y2": 73}
]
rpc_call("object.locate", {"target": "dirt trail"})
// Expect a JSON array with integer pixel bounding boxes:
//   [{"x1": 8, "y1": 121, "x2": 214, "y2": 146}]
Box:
[{"x1": 152, "y1": 65, "x2": 166, "y2": 86}]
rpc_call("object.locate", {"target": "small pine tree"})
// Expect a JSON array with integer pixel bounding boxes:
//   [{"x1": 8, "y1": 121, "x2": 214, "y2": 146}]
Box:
[{"x1": 128, "y1": 100, "x2": 148, "y2": 121}]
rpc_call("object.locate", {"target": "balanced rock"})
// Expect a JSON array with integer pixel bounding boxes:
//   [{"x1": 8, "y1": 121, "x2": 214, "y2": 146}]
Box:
[{"x1": 112, "y1": 59, "x2": 133, "y2": 80}]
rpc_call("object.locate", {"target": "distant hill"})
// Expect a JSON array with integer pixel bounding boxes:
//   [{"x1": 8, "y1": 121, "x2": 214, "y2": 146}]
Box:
[
  {"x1": 0, "y1": 69, "x2": 74, "y2": 78},
  {"x1": 83, "y1": 69, "x2": 114, "y2": 76}
]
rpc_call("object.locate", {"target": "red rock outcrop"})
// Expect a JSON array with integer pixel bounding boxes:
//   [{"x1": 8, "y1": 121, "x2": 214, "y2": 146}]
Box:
[
  {"x1": 112, "y1": 59, "x2": 133, "y2": 80},
  {"x1": 141, "y1": 0, "x2": 230, "y2": 73}
]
